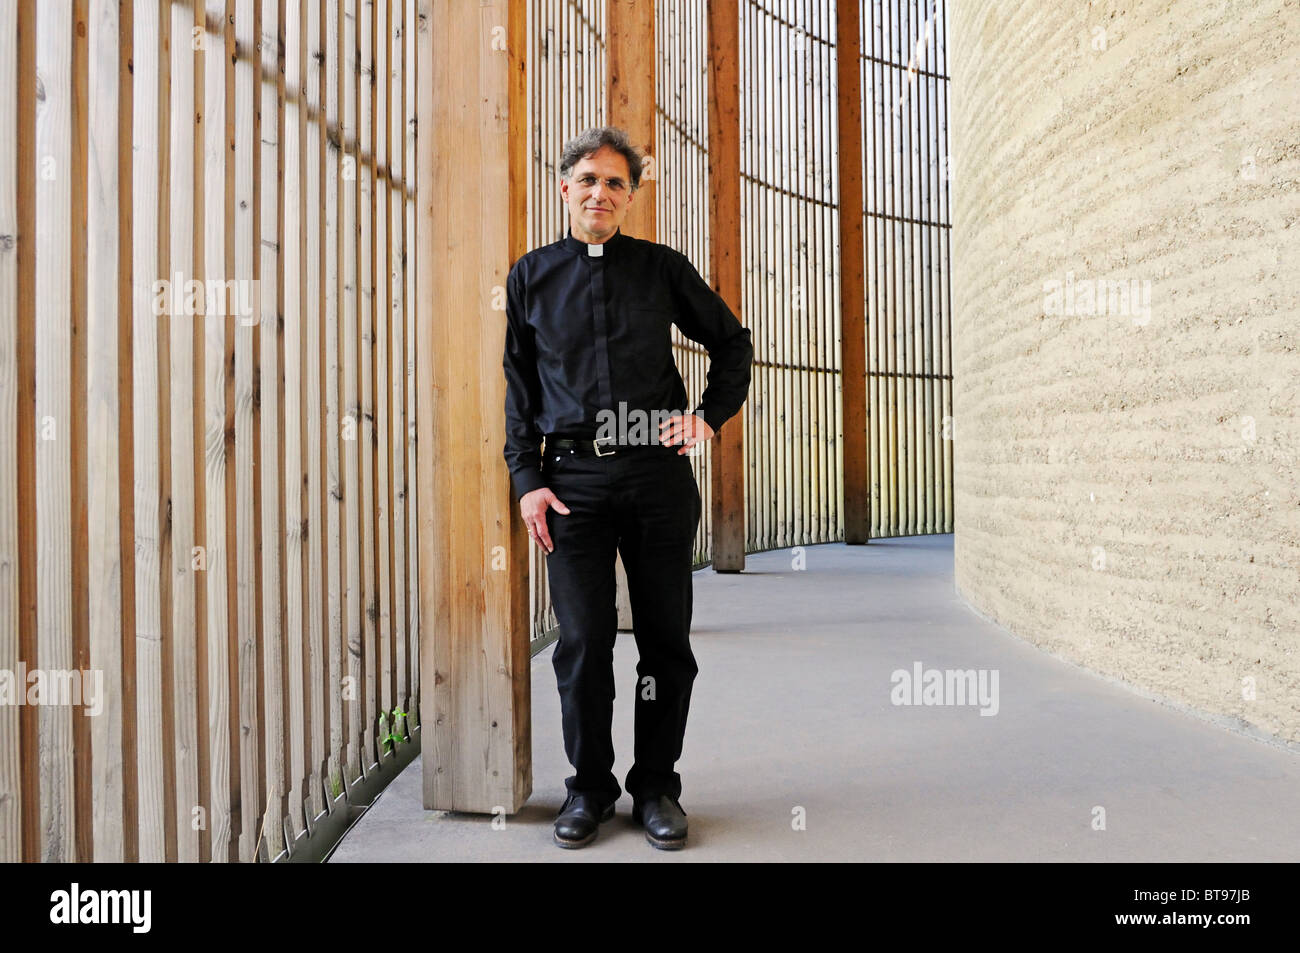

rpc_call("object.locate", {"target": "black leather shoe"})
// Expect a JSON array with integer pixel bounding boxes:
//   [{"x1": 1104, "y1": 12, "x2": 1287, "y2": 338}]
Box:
[
  {"x1": 632, "y1": 794, "x2": 688, "y2": 849},
  {"x1": 553, "y1": 793, "x2": 615, "y2": 848}
]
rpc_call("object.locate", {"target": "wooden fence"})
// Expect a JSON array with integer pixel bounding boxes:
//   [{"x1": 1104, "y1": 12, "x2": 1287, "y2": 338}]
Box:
[
  {"x1": 0, "y1": 0, "x2": 419, "y2": 862},
  {"x1": 0, "y1": 0, "x2": 953, "y2": 863}
]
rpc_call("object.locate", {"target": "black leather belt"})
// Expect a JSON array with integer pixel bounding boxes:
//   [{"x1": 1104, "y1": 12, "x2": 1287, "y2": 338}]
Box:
[{"x1": 545, "y1": 435, "x2": 663, "y2": 457}]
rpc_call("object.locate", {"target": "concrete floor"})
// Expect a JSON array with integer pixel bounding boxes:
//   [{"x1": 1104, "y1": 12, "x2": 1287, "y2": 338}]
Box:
[{"x1": 329, "y1": 536, "x2": 1300, "y2": 862}]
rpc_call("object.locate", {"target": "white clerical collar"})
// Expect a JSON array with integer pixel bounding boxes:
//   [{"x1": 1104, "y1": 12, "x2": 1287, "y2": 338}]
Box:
[{"x1": 566, "y1": 228, "x2": 625, "y2": 258}]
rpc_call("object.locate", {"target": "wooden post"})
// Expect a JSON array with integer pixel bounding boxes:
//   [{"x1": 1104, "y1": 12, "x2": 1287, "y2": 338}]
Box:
[
  {"x1": 838, "y1": 0, "x2": 868, "y2": 543},
  {"x1": 607, "y1": 0, "x2": 654, "y2": 625},
  {"x1": 607, "y1": 0, "x2": 655, "y2": 239},
  {"x1": 707, "y1": 0, "x2": 745, "y2": 571},
  {"x1": 417, "y1": 0, "x2": 531, "y2": 813}
]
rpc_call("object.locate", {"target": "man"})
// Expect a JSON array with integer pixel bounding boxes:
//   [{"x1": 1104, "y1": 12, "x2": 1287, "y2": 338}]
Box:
[{"x1": 503, "y1": 126, "x2": 752, "y2": 850}]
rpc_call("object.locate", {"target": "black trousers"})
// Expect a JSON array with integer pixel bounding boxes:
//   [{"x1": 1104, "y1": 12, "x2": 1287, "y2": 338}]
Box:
[{"x1": 542, "y1": 444, "x2": 702, "y2": 807}]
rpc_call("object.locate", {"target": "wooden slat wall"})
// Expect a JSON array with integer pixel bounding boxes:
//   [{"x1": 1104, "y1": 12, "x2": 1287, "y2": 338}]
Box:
[
  {"x1": 656, "y1": 0, "x2": 712, "y2": 568},
  {"x1": 739, "y1": 0, "x2": 841, "y2": 555},
  {"x1": 0, "y1": 0, "x2": 954, "y2": 861},
  {"x1": 2, "y1": 0, "x2": 419, "y2": 862},
  {"x1": 863, "y1": 0, "x2": 953, "y2": 538}
]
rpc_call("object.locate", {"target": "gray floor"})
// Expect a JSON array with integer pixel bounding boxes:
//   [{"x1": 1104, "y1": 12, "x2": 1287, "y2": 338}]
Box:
[{"x1": 330, "y1": 535, "x2": 1300, "y2": 862}]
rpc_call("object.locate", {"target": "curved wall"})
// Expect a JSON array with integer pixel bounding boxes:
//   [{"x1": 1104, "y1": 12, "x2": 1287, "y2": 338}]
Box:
[{"x1": 949, "y1": 0, "x2": 1300, "y2": 743}]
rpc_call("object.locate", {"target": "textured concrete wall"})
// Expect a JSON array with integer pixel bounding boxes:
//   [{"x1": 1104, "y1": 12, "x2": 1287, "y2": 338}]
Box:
[{"x1": 948, "y1": 0, "x2": 1300, "y2": 744}]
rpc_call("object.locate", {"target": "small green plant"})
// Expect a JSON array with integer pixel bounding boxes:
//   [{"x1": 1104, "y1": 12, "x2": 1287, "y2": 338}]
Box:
[{"x1": 377, "y1": 706, "x2": 409, "y2": 754}]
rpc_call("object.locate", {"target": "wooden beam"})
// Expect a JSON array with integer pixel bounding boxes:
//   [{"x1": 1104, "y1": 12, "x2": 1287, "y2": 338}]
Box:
[
  {"x1": 418, "y1": 0, "x2": 531, "y2": 813},
  {"x1": 606, "y1": 0, "x2": 655, "y2": 626},
  {"x1": 607, "y1": 0, "x2": 655, "y2": 239},
  {"x1": 707, "y1": 0, "x2": 745, "y2": 571},
  {"x1": 838, "y1": 0, "x2": 868, "y2": 543}
]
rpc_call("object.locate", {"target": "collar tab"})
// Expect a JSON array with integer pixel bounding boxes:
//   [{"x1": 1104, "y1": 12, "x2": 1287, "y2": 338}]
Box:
[{"x1": 564, "y1": 226, "x2": 626, "y2": 258}]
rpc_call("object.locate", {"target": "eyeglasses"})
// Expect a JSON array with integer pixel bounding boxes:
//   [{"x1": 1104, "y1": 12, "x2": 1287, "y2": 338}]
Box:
[{"x1": 572, "y1": 173, "x2": 628, "y2": 193}]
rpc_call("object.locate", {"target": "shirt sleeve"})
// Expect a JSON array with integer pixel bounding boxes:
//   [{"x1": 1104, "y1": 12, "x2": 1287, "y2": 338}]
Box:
[
  {"x1": 664, "y1": 248, "x2": 754, "y2": 435},
  {"x1": 503, "y1": 261, "x2": 548, "y2": 501}
]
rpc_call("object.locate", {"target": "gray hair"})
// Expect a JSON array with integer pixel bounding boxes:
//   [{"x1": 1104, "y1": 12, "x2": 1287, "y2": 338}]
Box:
[{"x1": 559, "y1": 127, "x2": 644, "y2": 191}]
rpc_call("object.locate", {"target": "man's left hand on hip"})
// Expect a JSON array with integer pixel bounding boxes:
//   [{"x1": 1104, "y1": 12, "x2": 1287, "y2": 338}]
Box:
[{"x1": 659, "y1": 413, "x2": 714, "y2": 454}]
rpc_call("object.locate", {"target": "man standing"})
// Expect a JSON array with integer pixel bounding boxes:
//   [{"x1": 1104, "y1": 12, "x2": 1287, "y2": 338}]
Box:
[{"x1": 503, "y1": 126, "x2": 752, "y2": 850}]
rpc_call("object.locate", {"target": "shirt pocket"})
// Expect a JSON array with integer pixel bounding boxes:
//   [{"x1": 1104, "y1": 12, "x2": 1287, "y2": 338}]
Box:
[{"x1": 617, "y1": 307, "x2": 675, "y2": 396}]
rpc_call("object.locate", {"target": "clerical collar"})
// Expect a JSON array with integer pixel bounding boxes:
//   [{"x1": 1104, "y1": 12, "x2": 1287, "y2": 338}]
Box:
[{"x1": 563, "y1": 227, "x2": 628, "y2": 259}]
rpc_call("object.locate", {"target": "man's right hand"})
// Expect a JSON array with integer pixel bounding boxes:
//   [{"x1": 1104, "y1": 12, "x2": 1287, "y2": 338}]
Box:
[{"x1": 521, "y1": 487, "x2": 570, "y2": 553}]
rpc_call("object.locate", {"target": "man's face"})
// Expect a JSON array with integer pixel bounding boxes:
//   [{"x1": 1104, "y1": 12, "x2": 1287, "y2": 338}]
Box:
[{"x1": 561, "y1": 145, "x2": 636, "y2": 242}]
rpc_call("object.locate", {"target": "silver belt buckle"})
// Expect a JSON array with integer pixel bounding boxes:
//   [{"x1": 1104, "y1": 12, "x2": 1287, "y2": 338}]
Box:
[{"x1": 593, "y1": 436, "x2": 616, "y2": 457}]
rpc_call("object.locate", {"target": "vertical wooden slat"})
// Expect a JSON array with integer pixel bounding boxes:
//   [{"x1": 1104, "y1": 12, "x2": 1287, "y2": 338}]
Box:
[
  {"x1": 14, "y1": 0, "x2": 38, "y2": 864},
  {"x1": 870, "y1": 0, "x2": 882, "y2": 538},
  {"x1": 155, "y1": 0, "x2": 179, "y2": 863},
  {"x1": 840, "y1": 0, "x2": 867, "y2": 542},
  {"x1": 256, "y1": 0, "x2": 286, "y2": 860},
  {"x1": 86, "y1": 0, "x2": 125, "y2": 861},
  {"x1": 323, "y1": 0, "x2": 344, "y2": 807},
  {"x1": 341, "y1": 0, "x2": 363, "y2": 787},
  {"x1": 504, "y1": 0, "x2": 531, "y2": 742},
  {"x1": 282, "y1": 0, "x2": 306, "y2": 845},
  {"x1": 905, "y1": 0, "x2": 916, "y2": 536},
  {"x1": 941, "y1": 0, "x2": 953, "y2": 531},
  {"x1": 69, "y1": 0, "x2": 92, "y2": 868},
  {"x1": 233, "y1": 0, "x2": 260, "y2": 864},
  {"x1": 188, "y1": 0, "x2": 209, "y2": 867},
  {"x1": 373, "y1": 0, "x2": 392, "y2": 752},
  {"x1": 775, "y1": 5, "x2": 787, "y2": 550},
  {"x1": 359, "y1": 0, "x2": 377, "y2": 776},
  {"x1": 920, "y1": 5, "x2": 932, "y2": 533},
  {"x1": 219, "y1": 0, "x2": 240, "y2": 863},
  {"x1": 302, "y1": 0, "x2": 325, "y2": 830},
  {"x1": 165, "y1": 0, "x2": 200, "y2": 864},
  {"x1": 115, "y1": 0, "x2": 139, "y2": 866},
  {"x1": 34, "y1": 0, "x2": 76, "y2": 862},
  {"x1": 0, "y1": 0, "x2": 19, "y2": 865},
  {"x1": 389, "y1": 0, "x2": 408, "y2": 723},
  {"x1": 201, "y1": 0, "x2": 232, "y2": 864},
  {"x1": 404, "y1": 0, "x2": 419, "y2": 730},
  {"x1": 707, "y1": 0, "x2": 744, "y2": 571}
]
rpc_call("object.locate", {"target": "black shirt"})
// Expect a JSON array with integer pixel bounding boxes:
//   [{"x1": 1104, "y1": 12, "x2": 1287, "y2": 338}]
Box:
[{"x1": 503, "y1": 226, "x2": 754, "y2": 501}]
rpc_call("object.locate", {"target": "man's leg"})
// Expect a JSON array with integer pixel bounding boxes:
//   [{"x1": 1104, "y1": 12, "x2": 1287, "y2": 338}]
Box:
[
  {"x1": 615, "y1": 453, "x2": 702, "y2": 802},
  {"x1": 543, "y1": 458, "x2": 623, "y2": 807}
]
